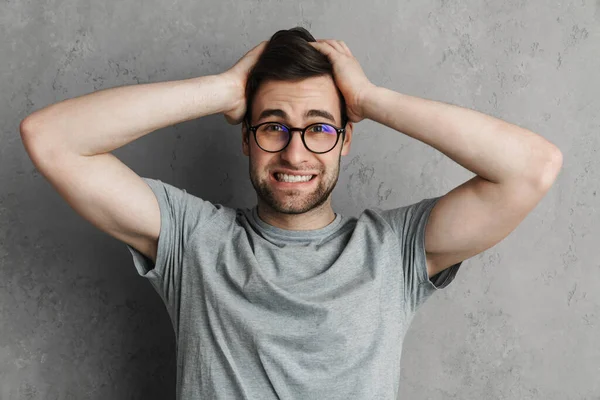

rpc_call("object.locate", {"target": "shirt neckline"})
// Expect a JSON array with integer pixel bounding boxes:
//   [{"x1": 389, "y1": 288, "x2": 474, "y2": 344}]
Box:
[{"x1": 248, "y1": 206, "x2": 343, "y2": 240}]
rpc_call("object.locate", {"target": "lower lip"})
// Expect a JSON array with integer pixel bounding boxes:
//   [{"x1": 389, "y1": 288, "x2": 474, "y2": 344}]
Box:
[{"x1": 271, "y1": 174, "x2": 317, "y2": 188}]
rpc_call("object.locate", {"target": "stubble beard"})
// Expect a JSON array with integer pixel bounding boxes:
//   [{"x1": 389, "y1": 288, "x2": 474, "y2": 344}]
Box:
[{"x1": 249, "y1": 157, "x2": 341, "y2": 215}]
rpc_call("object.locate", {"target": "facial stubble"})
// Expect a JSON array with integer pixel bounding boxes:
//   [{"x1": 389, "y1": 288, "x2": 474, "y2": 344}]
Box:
[{"x1": 249, "y1": 151, "x2": 342, "y2": 215}]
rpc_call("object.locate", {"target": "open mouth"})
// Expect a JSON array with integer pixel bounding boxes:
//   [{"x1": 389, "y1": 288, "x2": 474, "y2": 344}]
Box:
[{"x1": 272, "y1": 172, "x2": 317, "y2": 184}]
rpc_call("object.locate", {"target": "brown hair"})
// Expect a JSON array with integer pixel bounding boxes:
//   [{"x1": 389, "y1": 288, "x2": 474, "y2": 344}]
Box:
[{"x1": 243, "y1": 27, "x2": 348, "y2": 129}]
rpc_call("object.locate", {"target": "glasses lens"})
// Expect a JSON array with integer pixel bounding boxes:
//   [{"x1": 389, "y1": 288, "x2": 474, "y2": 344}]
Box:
[
  {"x1": 255, "y1": 123, "x2": 339, "y2": 153},
  {"x1": 304, "y1": 123, "x2": 338, "y2": 153},
  {"x1": 255, "y1": 123, "x2": 290, "y2": 152}
]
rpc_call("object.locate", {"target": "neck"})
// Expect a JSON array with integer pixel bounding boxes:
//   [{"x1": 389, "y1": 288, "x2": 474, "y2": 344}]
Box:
[{"x1": 256, "y1": 200, "x2": 336, "y2": 231}]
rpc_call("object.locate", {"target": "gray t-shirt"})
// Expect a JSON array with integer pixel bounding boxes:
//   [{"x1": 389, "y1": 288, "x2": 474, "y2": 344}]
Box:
[{"x1": 126, "y1": 177, "x2": 462, "y2": 399}]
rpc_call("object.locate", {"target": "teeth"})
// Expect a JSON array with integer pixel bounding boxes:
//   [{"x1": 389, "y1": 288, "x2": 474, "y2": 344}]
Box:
[{"x1": 276, "y1": 173, "x2": 314, "y2": 183}]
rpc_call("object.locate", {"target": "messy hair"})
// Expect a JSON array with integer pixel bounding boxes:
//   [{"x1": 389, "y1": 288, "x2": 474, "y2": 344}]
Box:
[{"x1": 243, "y1": 27, "x2": 348, "y2": 129}]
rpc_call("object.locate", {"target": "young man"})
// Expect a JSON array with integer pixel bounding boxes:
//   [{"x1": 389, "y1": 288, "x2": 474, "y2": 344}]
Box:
[{"x1": 20, "y1": 27, "x2": 562, "y2": 399}]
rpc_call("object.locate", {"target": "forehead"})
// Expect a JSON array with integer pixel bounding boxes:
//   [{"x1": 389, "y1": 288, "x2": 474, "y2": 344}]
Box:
[{"x1": 252, "y1": 75, "x2": 341, "y2": 123}]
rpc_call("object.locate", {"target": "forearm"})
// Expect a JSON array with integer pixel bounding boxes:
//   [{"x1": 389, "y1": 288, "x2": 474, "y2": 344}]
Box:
[
  {"x1": 20, "y1": 74, "x2": 238, "y2": 157},
  {"x1": 361, "y1": 86, "x2": 562, "y2": 186}
]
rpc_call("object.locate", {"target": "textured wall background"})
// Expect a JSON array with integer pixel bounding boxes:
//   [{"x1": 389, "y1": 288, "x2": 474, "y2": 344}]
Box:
[{"x1": 2, "y1": 0, "x2": 598, "y2": 399}]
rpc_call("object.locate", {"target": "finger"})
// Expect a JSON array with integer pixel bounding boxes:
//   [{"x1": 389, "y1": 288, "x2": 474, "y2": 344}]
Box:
[
  {"x1": 318, "y1": 39, "x2": 345, "y2": 54},
  {"x1": 239, "y1": 41, "x2": 268, "y2": 68},
  {"x1": 309, "y1": 41, "x2": 337, "y2": 58},
  {"x1": 338, "y1": 41, "x2": 353, "y2": 56},
  {"x1": 331, "y1": 40, "x2": 349, "y2": 55},
  {"x1": 249, "y1": 41, "x2": 268, "y2": 56}
]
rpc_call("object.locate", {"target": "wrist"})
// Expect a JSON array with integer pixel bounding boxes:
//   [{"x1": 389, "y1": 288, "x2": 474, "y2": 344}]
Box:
[
  {"x1": 214, "y1": 72, "x2": 247, "y2": 125},
  {"x1": 357, "y1": 83, "x2": 379, "y2": 121},
  {"x1": 208, "y1": 73, "x2": 244, "y2": 115}
]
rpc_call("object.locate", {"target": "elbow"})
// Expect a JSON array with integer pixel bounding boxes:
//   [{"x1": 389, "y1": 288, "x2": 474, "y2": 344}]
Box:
[
  {"x1": 20, "y1": 115, "x2": 58, "y2": 167},
  {"x1": 536, "y1": 147, "x2": 563, "y2": 190},
  {"x1": 20, "y1": 114, "x2": 46, "y2": 150},
  {"x1": 20, "y1": 116, "x2": 43, "y2": 153},
  {"x1": 20, "y1": 109, "x2": 46, "y2": 137},
  {"x1": 20, "y1": 115, "x2": 35, "y2": 139},
  {"x1": 20, "y1": 116, "x2": 40, "y2": 156}
]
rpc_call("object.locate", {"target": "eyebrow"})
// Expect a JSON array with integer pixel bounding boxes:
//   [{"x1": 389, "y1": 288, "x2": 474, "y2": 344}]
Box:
[{"x1": 257, "y1": 108, "x2": 337, "y2": 124}]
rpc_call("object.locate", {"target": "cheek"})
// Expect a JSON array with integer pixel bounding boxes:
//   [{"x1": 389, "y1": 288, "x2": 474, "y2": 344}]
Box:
[
  {"x1": 322, "y1": 156, "x2": 338, "y2": 170},
  {"x1": 250, "y1": 153, "x2": 274, "y2": 174}
]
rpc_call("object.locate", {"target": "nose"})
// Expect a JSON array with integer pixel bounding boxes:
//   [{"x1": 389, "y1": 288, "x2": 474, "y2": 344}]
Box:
[{"x1": 280, "y1": 129, "x2": 311, "y2": 163}]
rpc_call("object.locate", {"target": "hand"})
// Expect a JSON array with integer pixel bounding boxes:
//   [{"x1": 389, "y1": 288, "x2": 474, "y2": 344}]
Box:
[
  {"x1": 309, "y1": 39, "x2": 376, "y2": 123},
  {"x1": 220, "y1": 41, "x2": 268, "y2": 125}
]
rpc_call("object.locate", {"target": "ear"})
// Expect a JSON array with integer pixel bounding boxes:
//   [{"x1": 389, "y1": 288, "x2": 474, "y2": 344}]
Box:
[
  {"x1": 242, "y1": 121, "x2": 250, "y2": 156},
  {"x1": 340, "y1": 121, "x2": 353, "y2": 156}
]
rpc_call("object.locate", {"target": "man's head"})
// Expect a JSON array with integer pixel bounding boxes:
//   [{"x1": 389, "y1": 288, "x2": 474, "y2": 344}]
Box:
[{"x1": 241, "y1": 27, "x2": 353, "y2": 215}]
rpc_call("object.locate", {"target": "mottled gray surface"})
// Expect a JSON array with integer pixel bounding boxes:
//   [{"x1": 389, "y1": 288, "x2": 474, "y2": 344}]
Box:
[{"x1": 2, "y1": 0, "x2": 598, "y2": 399}]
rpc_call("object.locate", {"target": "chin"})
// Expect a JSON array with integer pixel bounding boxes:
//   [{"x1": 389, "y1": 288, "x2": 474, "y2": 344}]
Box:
[{"x1": 250, "y1": 169, "x2": 337, "y2": 214}]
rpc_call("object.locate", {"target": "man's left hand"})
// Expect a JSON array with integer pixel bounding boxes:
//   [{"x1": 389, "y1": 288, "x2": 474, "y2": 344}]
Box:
[{"x1": 310, "y1": 39, "x2": 376, "y2": 124}]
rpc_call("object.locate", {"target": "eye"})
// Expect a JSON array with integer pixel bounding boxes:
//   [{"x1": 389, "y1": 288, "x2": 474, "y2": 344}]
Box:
[
  {"x1": 308, "y1": 124, "x2": 335, "y2": 134},
  {"x1": 265, "y1": 123, "x2": 286, "y2": 131}
]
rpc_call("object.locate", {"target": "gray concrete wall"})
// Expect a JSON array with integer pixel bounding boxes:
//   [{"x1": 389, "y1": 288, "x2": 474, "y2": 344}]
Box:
[{"x1": 2, "y1": 1, "x2": 598, "y2": 399}]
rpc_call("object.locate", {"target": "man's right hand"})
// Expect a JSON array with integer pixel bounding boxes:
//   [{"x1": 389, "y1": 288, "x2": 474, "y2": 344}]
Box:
[
  {"x1": 220, "y1": 41, "x2": 268, "y2": 126},
  {"x1": 20, "y1": 42, "x2": 269, "y2": 266}
]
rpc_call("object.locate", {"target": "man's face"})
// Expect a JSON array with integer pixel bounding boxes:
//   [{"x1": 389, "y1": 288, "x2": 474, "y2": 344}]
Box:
[{"x1": 242, "y1": 75, "x2": 353, "y2": 215}]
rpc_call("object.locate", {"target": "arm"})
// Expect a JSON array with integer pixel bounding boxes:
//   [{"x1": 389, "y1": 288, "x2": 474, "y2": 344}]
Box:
[
  {"x1": 20, "y1": 42, "x2": 266, "y2": 263},
  {"x1": 20, "y1": 75, "x2": 237, "y2": 263},
  {"x1": 309, "y1": 38, "x2": 563, "y2": 278},
  {"x1": 21, "y1": 74, "x2": 240, "y2": 157},
  {"x1": 360, "y1": 86, "x2": 563, "y2": 277}
]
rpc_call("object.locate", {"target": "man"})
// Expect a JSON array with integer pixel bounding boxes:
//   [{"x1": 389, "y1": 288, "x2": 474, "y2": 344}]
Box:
[{"x1": 20, "y1": 27, "x2": 562, "y2": 399}]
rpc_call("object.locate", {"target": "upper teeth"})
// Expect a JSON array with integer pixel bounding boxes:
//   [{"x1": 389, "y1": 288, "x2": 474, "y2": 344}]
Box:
[{"x1": 276, "y1": 173, "x2": 314, "y2": 182}]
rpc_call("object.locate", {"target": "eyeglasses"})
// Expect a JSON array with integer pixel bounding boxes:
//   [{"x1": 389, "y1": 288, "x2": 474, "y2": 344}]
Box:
[{"x1": 247, "y1": 120, "x2": 347, "y2": 154}]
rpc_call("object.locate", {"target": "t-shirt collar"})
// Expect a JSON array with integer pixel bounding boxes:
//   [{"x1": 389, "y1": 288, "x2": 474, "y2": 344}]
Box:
[{"x1": 247, "y1": 205, "x2": 343, "y2": 242}]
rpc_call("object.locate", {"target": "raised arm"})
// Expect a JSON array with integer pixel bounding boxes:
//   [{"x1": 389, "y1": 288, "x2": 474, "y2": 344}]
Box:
[
  {"x1": 310, "y1": 39, "x2": 563, "y2": 278},
  {"x1": 20, "y1": 41, "x2": 266, "y2": 263}
]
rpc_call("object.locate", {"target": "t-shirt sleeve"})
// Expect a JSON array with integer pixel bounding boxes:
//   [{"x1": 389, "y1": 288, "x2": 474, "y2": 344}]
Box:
[
  {"x1": 378, "y1": 196, "x2": 462, "y2": 313},
  {"x1": 125, "y1": 177, "x2": 219, "y2": 313}
]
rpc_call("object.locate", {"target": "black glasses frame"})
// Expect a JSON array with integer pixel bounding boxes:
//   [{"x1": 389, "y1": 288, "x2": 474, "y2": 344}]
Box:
[{"x1": 247, "y1": 120, "x2": 347, "y2": 154}]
